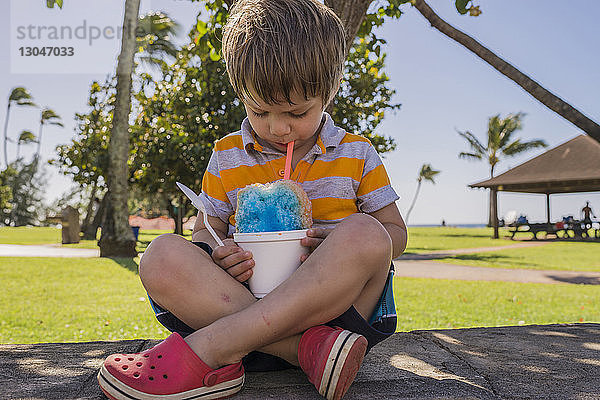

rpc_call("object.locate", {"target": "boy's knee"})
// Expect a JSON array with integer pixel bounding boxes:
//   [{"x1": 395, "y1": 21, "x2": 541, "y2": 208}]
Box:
[
  {"x1": 139, "y1": 233, "x2": 184, "y2": 288},
  {"x1": 341, "y1": 213, "x2": 392, "y2": 262}
]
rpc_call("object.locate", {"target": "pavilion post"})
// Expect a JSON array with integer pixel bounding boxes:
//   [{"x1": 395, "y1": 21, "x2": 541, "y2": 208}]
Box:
[
  {"x1": 546, "y1": 193, "x2": 551, "y2": 224},
  {"x1": 491, "y1": 188, "x2": 499, "y2": 239}
]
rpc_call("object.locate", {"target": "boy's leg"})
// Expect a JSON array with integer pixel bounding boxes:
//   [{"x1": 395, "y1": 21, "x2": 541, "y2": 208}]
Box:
[
  {"x1": 183, "y1": 212, "x2": 392, "y2": 369},
  {"x1": 139, "y1": 233, "x2": 302, "y2": 365}
]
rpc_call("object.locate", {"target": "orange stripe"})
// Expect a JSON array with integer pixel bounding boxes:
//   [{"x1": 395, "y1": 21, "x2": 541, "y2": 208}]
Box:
[
  {"x1": 311, "y1": 197, "x2": 358, "y2": 221},
  {"x1": 202, "y1": 171, "x2": 229, "y2": 202},
  {"x1": 215, "y1": 135, "x2": 245, "y2": 151},
  {"x1": 357, "y1": 165, "x2": 390, "y2": 197},
  {"x1": 304, "y1": 157, "x2": 364, "y2": 181},
  {"x1": 220, "y1": 162, "x2": 281, "y2": 192},
  {"x1": 340, "y1": 133, "x2": 371, "y2": 145}
]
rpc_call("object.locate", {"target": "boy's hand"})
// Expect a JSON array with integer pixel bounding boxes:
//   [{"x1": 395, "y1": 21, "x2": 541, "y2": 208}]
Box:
[
  {"x1": 300, "y1": 227, "x2": 331, "y2": 262},
  {"x1": 211, "y1": 238, "x2": 254, "y2": 282}
]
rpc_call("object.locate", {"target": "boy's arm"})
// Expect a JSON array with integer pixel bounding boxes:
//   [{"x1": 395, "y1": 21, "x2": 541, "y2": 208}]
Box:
[
  {"x1": 368, "y1": 202, "x2": 408, "y2": 260},
  {"x1": 192, "y1": 210, "x2": 229, "y2": 248}
]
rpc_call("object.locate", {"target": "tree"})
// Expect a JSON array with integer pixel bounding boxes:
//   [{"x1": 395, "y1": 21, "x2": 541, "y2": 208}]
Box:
[
  {"x1": 16, "y1": 130, "x2": 36, "y2": 160},
  {"x1": 98, "y1": 0, "x2": 141, "y2": 258},
  {"x1": 457, "y1": 112, "x2": 547, "y2": 236},
  {"x1": 405, "y1": 163, "x2": 440, "y2": 223},
  {"x1": 135, "y1": 11, "x2": 180, "y2": 71},
  {"x1": 0, "y1": 158, "x2": 46, "y2": 226},
  {"x1": 36, "y1": 108, "x2": 63, "y2": 159},
  {"x1": 3, "y1": 87, "x2": 36, "y2": 167},
  {"x1": 0, "y1": 167, "x2": 14, "y2": 216}
]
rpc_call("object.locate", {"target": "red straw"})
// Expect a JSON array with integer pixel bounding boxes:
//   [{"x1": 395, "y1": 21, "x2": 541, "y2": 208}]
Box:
[{"x1": 284, "y1": 141, "x2": 294, "y2": 180}]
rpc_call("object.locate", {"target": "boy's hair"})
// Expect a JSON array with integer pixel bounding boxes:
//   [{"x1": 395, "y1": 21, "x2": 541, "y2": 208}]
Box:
[{"x1": 222, "y1": 0, "x2": 346, "y2": 107}]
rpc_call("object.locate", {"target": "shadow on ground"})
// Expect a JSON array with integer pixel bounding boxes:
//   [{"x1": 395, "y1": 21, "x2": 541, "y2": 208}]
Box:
[{"x1": 109, "y1": 257, "x2": 139, "y2": 274}]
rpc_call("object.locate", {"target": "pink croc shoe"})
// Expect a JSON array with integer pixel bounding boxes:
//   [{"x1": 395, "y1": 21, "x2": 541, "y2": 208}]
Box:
[
  {"x1": 298, "y1": 326, "x2": 367, "y2": 400},
  {"x1": 97, "y1": 333, "x2": 244, "y2": 400}
]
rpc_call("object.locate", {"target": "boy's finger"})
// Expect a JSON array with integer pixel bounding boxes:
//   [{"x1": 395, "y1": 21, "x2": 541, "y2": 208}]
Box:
[
  {"x1": 235, "y1": 268, "x2": 253, "y2": 283},
  {"x1": 223, "y1": 251, "x2": 253, "y2": 270},
  {"x1": 300, "y1": 236, "x2": 323, "y2": 250},
  {"x1": 308, "y1": 227, "x2": 329, "y2": 238},
  {"x1": 213, "y1": 245, "x2": 242, "y2": 260},
  {"x1": 226, "y1": 259, "x2": 254, "y2": 277}
]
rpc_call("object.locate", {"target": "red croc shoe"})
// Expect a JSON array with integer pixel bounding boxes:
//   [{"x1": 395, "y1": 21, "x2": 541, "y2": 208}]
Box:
[
  {"x1": 97, "y1": 333, "x2": 244, "y2": 400},
  {"x1": 298, "y1": 326, "x2": 367, "y2": 400}
]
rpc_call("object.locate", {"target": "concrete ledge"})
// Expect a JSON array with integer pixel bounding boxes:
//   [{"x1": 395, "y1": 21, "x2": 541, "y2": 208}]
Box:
[{"x1": 2, "y1": 323, "x2": 600, "y2": 399}]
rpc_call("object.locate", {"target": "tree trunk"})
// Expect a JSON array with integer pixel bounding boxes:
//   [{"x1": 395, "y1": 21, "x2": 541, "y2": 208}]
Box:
[
  {"x1": 405, "y1": 180, "x2": 422, "y2": 223},
  {"x1": 175, "y1": 195, "x2": 184, "y2": 236},
  {"x1": 487, "y1": 165, "x2": 496, "y2": 226},
  {"x1": 80, "y1": 180, "x2": 98, "y2": 234},
  {"x1": 3, "y1": 103, "x2": 11, "y2": 167},
  {"x1": 412, "y1": 0, "x2": 600, "y2": 142},
  {"x1": 84, "y1": 190, "x2": 107, "y2": 241},
  {"x1": 325, "y1": 0, "x2": 372, "y2": 56},
  {"x1": 98, "y1": 0, "x2": 140, "y2": 257},
  {"x1": 36, "y1": 117, "x2": 43, "y2": 159}
]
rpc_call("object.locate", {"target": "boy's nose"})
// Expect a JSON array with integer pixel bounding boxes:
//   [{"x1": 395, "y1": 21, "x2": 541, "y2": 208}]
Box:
[{"x1": 270, "y1": 120, "x2": 291, "y2": 137}]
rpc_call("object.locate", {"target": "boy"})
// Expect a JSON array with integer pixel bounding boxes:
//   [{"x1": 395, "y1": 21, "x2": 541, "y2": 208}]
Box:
[{"x1": 97, "y1": 1, "x2": 407, "y2": 399}]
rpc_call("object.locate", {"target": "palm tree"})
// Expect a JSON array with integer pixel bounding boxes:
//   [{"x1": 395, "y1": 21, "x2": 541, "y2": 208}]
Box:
[
  {"x1": 16, "y1": 130, "x2": 36, "y2": 160},
  {"x1": 36, "y1": 108, "x2": 63, "y2": 159},
  {"x1": 98, "y1": 0, "x2": 141, "y2": 258},
  {"x1": 458, "y1": 112, "x2": 548, "y2": 230},
  {"x1": 3, "y1": 87, "x2": 36, "y2": 167},
  {"x1": 135, "y1": 11, "x2": 180, "y2": 71},
  {"x1": 405, "y1": 163, "x2": 440, "y2": 223}
]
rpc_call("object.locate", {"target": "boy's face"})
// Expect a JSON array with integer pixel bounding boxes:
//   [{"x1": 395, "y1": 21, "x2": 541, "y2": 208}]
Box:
[{"x1": 242, "y1": 90, "x2": 324, "y2": 154}]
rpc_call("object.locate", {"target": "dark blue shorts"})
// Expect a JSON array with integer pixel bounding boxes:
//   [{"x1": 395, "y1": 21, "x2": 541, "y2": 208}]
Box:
[{"x1": 148, "y1": 241, "x2": 397, "y2": 372}]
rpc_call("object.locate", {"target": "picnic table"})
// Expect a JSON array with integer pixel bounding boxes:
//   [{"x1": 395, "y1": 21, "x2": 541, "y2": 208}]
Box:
[{"x1": 509, "y1": 220, "x2": 600, "y2": 240}]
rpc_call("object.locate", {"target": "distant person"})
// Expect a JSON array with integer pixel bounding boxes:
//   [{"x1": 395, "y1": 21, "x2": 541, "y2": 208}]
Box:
[
  {"x1": 581, "y1": 201, "x2": 596, "y2": 226},
  {"x1": 441, "y1": 219, "x2": 446, "y2": 227}
]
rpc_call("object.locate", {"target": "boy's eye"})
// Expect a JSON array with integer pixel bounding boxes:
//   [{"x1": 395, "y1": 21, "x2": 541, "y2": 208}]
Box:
[
  {"x1": 251, "y1": 110, "x2": 268, "y2": 118},
  {"x1": 289, "y1": 111, "x2": 308, "y2": 119}
]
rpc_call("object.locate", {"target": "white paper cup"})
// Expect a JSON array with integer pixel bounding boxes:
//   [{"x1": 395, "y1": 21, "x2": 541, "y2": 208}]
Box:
[{"x1": 233, "y1": 229, "x2": 309, "y2": 298}]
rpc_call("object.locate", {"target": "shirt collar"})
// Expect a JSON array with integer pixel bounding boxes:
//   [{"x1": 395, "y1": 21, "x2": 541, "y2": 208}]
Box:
[{"x1": 240, "y1": 112, "x2": 346, "y2": 156}]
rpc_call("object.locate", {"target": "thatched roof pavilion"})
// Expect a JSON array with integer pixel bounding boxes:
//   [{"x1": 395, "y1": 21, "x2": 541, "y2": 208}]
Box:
[{"x1": 469, "y1": 134, "x2": 600, "y2": 231}]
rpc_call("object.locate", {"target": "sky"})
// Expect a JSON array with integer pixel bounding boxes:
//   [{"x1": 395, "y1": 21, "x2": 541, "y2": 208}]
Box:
[{"x1": 2, "y1": 0, "x2": 599, "y2": 225}]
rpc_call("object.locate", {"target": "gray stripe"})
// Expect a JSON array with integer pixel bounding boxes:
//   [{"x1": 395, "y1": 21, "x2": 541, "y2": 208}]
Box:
[
  {"x1": 362, "y1": 146, "x2": 383, "y2": 177},
  {"x1": 317, "y1": 140, "x2": 371, "y2": 162},
  {"x1": 218, "y1": 145, "x2": 278, "y2": 171},
  {"x1": 358, "y1": 186, "x2": 399, "y2": 213},
  {"x1": 302, "y1": 177, "x2": 359, "y2": 200}
]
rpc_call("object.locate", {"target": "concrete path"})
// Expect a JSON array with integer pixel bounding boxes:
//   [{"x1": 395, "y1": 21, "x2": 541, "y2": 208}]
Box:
[
  {"x1": 397, "y1": 241, "x2": 549, "y2": 261},
  {"x1": 2, "y1": 241, "x2": 599, "y2": 285},
  {"x1": 0, "y1": 244, "x2": 100, "y2": 258},
  {"x1": 393, "y1": 260, "x2": 600, "y2": 285},
  {"x1": 2, "y1": 323, "x2": 599, "y2": 399}
]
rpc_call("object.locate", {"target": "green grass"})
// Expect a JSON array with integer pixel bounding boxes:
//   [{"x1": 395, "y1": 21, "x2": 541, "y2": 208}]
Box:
[
  {"x1": 434, "y1": 241, "x2": 600, "y2": 272},
  {"x1": 0, "y1": 257, "x2": 169, "y2": 344},
  {"x1": 1, "y1": 256, "x2": 598, "y2": 343},
  {"x1": 0, "y1": 226, "x2": 64, "y2": 245},
  {"x1": 394, "y1": 277, "x2": 600, "y2": 331},
  {"x1": 405, "y1": 227, "x2": 515, "y2": 254}
]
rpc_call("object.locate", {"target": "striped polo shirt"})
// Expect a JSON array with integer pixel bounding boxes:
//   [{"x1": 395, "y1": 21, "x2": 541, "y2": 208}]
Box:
[{"x1": 199, "y1": 113, "x2": 399, "y2": 236}]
